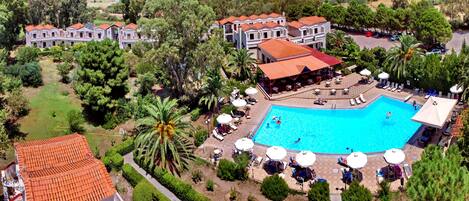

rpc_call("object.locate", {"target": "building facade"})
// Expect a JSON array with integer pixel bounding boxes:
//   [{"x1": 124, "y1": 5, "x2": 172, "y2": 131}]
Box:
[{"x1": 25, "y1": 22, "x2": 140, "y2": 49}]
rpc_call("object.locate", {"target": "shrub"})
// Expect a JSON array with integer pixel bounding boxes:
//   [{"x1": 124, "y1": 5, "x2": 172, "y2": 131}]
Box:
[
  {"x1": 341, "y1": 181, "x2": 372, "y2": 201},
  {"x1": 66, "y1": 110, "x2": 85, "y2": 133},
  {"x1": 137, "y1": 72, "x2": 157, "y2": 96},
  {"x1": 190, "y1": 108, "x2": 202, "y2": 121},
  {"x1": 111, "y1": 138, "x2": 135, "y2": 155},
  {"x1": 247, "y1": 194, "x2": 257, "y2": 201},
  {"x1": 217, "y1": 159, "x2": 238, "y2": 181},
  {"x1": 57, "y1": 62, "x2": 73, "y2": 83},
  {"x1": 133, "y1": 180, "x2": 170, "y2": 201},
  {"x1": 16, "y1": 46, "x2": 39, "y2": 64},
  {"x1": 5, "y1": 89, "x2": 29, "y2": 118},
  {"x1": 206, "y1": 180, "x2": 214, "y2": 191},
  {"x1": 261, "y1": 175, "x2": 289, "y2": 201},
  {"x1": 50, "y1": 46, "x2": 64, "y2": 62},
  {"x1": 122, "y1": 164, "x2": 144, "y2": 187},
  {"x1": 221, "y1": 105, "x2": 236, "y2": 114},
  {"x1": 5, "y1": 62, "x2": 43, "y2": 87},
  {"x1": 229, "y1": 188, "x2": 239, "y2": 201},
  {"x1": 191, "y1": 170, "x2": 203, "y2": 183},
  {"x1": 193, "y1": 128, "x2": 208, "y2": 147},
  {"x1": 308, "y1": 182, "x2": 330, "y2": 201},
  {"x1": 377, "y1": 181, "x2": 391, "y2": 201},
  {"x1": 103, "y1": 152, "x2": 124, "y2": 171}
]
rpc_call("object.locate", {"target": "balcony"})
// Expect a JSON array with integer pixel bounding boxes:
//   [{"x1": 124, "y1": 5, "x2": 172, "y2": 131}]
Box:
[{"x1": 1, "y1": 164, "x2": 25, "y2": 201}]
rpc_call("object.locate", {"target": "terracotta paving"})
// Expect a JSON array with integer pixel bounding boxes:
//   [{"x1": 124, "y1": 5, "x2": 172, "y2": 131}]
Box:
[{"x1": 198, "y1": 74, "x2": 442, "y2": 196}]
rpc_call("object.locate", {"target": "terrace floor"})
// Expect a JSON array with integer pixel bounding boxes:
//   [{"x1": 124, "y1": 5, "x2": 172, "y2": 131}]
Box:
[{"x1": 198, "y1": 74, "x2": 448, "y2": 196}]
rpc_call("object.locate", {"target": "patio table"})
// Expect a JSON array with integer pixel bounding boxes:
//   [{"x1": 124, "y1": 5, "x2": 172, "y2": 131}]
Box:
[{"x1": 325, "y1": 81, "x2": 331, "y2": 87}]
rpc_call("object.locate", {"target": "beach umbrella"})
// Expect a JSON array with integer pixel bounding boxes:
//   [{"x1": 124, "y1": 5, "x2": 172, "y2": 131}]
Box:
[
  {"x1": 295, "y1": 151, "x2": 317, "y2": 167},
  {"x1": 232, "y1": 99, "x2": 247, "y2": 108},
  {"x1": 234, "y1": 138, "x2": 254, "y2": 152},
  {"x1": 266, "y1": 146, "x2": 287, "y2": 161},
  {"x1": 378, "y1": 72, "x2": 389, "y2": 80},
  {"x1": 450, "y1": 84, "x2": 463, "y2": 94},
  {"x1": 216, "y1": 113, "x2": 232, "y2": 124},
  {"x1": 383, "y1": 148, "x2": 405, "y2": 165},
  {"x1": 245, "y1": 87, "x2": 258, "y2": 96},
  {"x1": 359, "y1": 69, "x2": 371, "y2": 76},
  {"x1": 346, "y1": 152, "x2": 368, "y2": 169}
]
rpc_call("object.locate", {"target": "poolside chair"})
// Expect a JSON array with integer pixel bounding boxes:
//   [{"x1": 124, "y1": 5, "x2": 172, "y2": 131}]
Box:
[
  {"x1": 355, "y1": 97, "x2": 362, "y2": 104},
  {"x1": 403, "y1": 163, "x2": 412, "y2": 179},
  {"x1": 350, "y1": 98, "x2": 356, "y2": 106},
  {"x1": 359, "y1": 94, "x2": 367, "y2": 103},
  {"x1": 387, "y1": 82, "x2": 393, "y2": 91},
  {"x1": 229, "y1": 123, "x2": 238, "y2": 130},
  {"x1": 438, "y1": 91, "x2": 443, "y2": 97},
  {"x1": 397, "y1": 84, "x2": 404, "y2": 92},
  {"x1": 391, "y1": 83, "x2": 398, "y2": 92},
  {"x1": 212, "y1": 130, "x2": 224, "y2": 141},
  {"x1": 404, "y1": 95, "x2": 412, "y2": 102},
  {"x1": 253, "y1": 156, "x2": 263, "y2": 166},
  {"x1": 382, "y1": 82, "x2": 390, "y2": 89}
]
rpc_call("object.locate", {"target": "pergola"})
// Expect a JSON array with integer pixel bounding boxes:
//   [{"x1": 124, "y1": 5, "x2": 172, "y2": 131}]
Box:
[{"x1": 412, "y1": 97, "x2": 457, "y2": 129}]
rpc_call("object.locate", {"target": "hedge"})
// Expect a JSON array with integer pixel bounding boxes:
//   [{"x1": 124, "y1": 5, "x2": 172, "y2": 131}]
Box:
[
  {"x1": 135, "y1": 157, "x2": 210, "y2": 201},
  {"x1": 105, "y1": 138, "x2": 134, "y2": 156},
  {"x1": 190, "y1": 108, "x2": 202, "y2": 121},
  {"x1": 133, "y1": 180, "x2": 171, "y2": 201},
  {"x1": 122, "y1": 164, "x2": 144, "y2": 187},
  {"x1": 103, "y1": 152, "x2": 124, "y2": 171}
]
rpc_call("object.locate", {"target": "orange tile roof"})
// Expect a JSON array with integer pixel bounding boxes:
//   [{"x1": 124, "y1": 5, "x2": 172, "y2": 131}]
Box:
[
  {"x1": 259, "y1": 39, "x2": 312, "y2": 60},
  {"x1": 288, "y1": 16, "x2": 327, "y2": 29},
  {"x1": 258, "y1": 55, "x2": 330, "y2": 80},
  {"x1": 113, "y1": 21, "x2": 124, "y2": 27},
  {"x1": 240, "y1": 22, "x2": 282, "y2": 31},
  {"x1": 218, "y1": 13, "x2": 282, "y2": 24},
  {"x1": 25, "y1": 24, "x2": 56, "y2": 32},
  {"x1": 14, "y1": 134, "x2": 117, "y2": 201},
  {"x1": 98, "y1": 23, "x2": 111, "y2": 30},
  {"x1": 69, "y1": 23, "x2": 85, "y2": 29},
  {"x1": 451, "y1": 115, "x2": 464, "y2": 137},
  {"x1": 124, "y1": 23, "x2": 138, "y2": 30}
]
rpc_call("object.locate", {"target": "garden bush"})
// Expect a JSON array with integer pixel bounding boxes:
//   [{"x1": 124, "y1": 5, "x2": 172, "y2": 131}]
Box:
[
  {"x1": 377, "y1": 181, "x2": 391, "y2": 201},
  {"x1": 206, "y1": 180, "x2": 214, "y2": 191},
  {"x1": 308, "y1": 182, "x2": 330, "y2": 201},
  {"x1": 66, "y1": 110, "x2": 85, "y2": 133},
  {"x1": 57, "y1": 62, "x2": 73, "y2": 83},
  {"x1": 190, "y1": 108, "x2": 202, "y2": 121},
  {"x1": 341, "y1": 181, "x2": 372, "y2": 201},
  {"x1": 5, "y1": 62, "x2": 43, "y2": 87},
  {"x1": 122, "y1": 164, "x2": 144, "y2": 187},
  {"x1": 133, "y1": 180, "x2": 170, "y2": 201},
  {"x1": 261, "y1": 174, "x2": 289, "y2": 201},
  {"x1": 107, "y1": 138, "x2": 134, "y2": 155},
  {"x1": 193, "y1": 128, "x2": 208, "y2": 147},
  {"x1": 221, "y1": 104, "x2": 236, "y2": 115},
  {"x1": 103, "y1": 152, "x2": 124, "y2": 171},
  {"x1": 16, "y1": 46, "x2": 39, "y2": 64},
  {"x1": 217, "y1": 159, "x2": 238, "y2": 181}
]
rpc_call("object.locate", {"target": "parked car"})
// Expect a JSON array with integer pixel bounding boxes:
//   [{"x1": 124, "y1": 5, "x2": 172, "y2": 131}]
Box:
[
  {"x1": 389, "y1": 34, "x2": 400, "y2": 41},
  {"x1": 372, "y1": 32, "x2": 382, "y2": 38},
  {"x1": 365, "y1": 31, "x2": 373, "y2": 37},
  {"x1": 426, "y1": 49, "x2": 442, "y2": 55}
]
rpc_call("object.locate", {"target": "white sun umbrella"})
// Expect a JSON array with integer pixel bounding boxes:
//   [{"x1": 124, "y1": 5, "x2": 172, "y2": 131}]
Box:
[
  {"x1": 234, "y1": 138, "x2": 254, "y2": 152},
  {"x1": 295, "y1": 151, "x2": 317, "y2": 167},
  {"x1": 378, "y1": 72, "x2": 389, "y2": 80},
  {"x1": 245, "y1": 87, "x2": 258, "y2": 96},
  {"x1": 346, "y1": 152, "x2": 368, "y2": 169},
  {"x1": 359, "y1": 69, "x2": 372, "y2": 76},
  {"x1": 216, "y1": 113, "x2": 232, "y2": 124},
  {"x1": 383, "y1": 148, "x2": 405, "y2": 165},
  {"x1": 232, "y1": 99, "x2": 247, "y2": 108},
  {"x1": 450, "y1": 84, "x2": 463, "y2": 94},
  {"x1": 266, "y1": 146, "x2": 287, "y2": 161}
]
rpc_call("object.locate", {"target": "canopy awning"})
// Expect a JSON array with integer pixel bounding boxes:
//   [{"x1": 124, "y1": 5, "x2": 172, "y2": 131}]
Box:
[
  {"x1": 258, "y1": 55, "x2": 330, "y2": 80},
  {"x1": 412, "y1": 97, "x2": 457, "y2": 129}
]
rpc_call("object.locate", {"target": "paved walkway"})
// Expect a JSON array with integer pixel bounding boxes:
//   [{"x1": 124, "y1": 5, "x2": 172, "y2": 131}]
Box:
[{"x1": 123, "y1": 153, "x2": 181, "y2": 201}]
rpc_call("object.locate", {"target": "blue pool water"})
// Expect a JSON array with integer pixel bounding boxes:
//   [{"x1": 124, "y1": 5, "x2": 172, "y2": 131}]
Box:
[{"x1": 253, "y1": 96, "x2": 421, "y2": 154}]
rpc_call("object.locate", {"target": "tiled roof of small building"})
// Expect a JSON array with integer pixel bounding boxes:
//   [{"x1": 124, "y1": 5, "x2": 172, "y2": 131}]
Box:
[
  {"x1": 218, "y1": 13, "x2": 282, "y2": 25},
  {"x1": 288, "y1": 16, "x2": 327, "y2": 29},
  {"x1": 239, "y1": 22, "x2": 283, "y2": 31},
  {"x1": 14, "y1": 134, "x2": 117, "y2": 201},
  {"x1": 124, "y1": 23, "x2": 138, "y2": 30},
  {"x1": 69, "y1": 23, "x2": 85, "y2": 29},
  {"x1": 25, "y1": 24, "x2": 56, "y2": 32}
]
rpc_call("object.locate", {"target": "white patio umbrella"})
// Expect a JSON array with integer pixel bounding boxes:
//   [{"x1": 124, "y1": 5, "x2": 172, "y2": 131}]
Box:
[
  {"x1": 346, "y1": 152, "x2": 368, "y2": 169},
  {"x1": 295, "y1": 151, "x2": 317, "y2": 167},
  {"x1": 450, "y1": 84, "x2": 463, "y2": 94},
  {"x1": 266, "y1": 146, "x2": 287, "y2": 161},
  {"x1": 245, "y1": 87, "x2": 258, "y2": 96},
  {"x1": 378, "y1": 72, "x2": 389, "y2": 80},
  {"x1": 232, "y1": 99, "x2": 247, "y2": 108},
  {"x1": 216, "y1": 113, "x2": 232, "y2": 124},
  {"x1": 383, "y1": 148, "x2": 405, "y2": 165},
  {"x1": 359, "y1": 69, "x2": 371, "y2": 76},
  {"x1": 234, "y1": 138, "x2": 254, "y2": 152}
]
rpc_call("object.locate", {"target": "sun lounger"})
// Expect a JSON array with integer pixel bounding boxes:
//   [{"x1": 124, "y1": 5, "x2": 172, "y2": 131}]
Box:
[
  {"x1": 382, "y1": 82, "x2": 390, "y2": 89},
  {"x1": 359, "y1": 94, "x2": 367, "y2": 103},
  {"x1": 229, "y1": 123, "x2": 238, "y2": 130},
  {"x1": 403, "y1": 163, "x2": 412, "y2": 179},
  {"x1": 355, "y1": 97, "x2": 362, "y2": 104},
  {"x1": 391, "y1": 83, "x2": 397, "y2": 92},
  {"x1": 350, "y1": 98, "x2": 356, "y2": 106},
  {"x1": 253, "y1": 156, "x2": 263, "y2": 166},
  {"x1": 212, "y1": 130, "x2": 224, "y2": 141},
  {"x1": 404, "y1": 95, "x2": 412, "y2": 102},
  {"x1": 387, "y1": 82, "x2": 394, "y2": 91}
]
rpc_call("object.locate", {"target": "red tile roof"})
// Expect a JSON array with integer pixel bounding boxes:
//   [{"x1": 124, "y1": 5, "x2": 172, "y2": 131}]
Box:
[
  {"x1": 288, "y1": 16, "x2": 327, "y2": 29},
  {"x1": 240, "y1": 22, "x2": 283, "y2": 31},
  {"x1": 69, "y1": 23, "x2": 85, "y2": 29},
  {"x1": 14, "y1": 134, "x2": 117, "y2": 201},
  {"x1": 218, "y1": 13, "x2": 282, "y2": 24},
  {"x1": 258, "y1": 55, "x2": 330, "y2": 80},
  {"x1": 303, "y1": 46, "x2": 342, "y2": 66},
  {"x1": 98, "y1": 23, "x2": 111, "y2": 30},
  {"x1": 113, "y1": 22, "x2": 124, "y2": 27},
  {"x1": 259, "y1": 39, "x2": 312, "y2": 60},
  {"x1": 124, "y1": 23, "x2": 138, "y2": 30},
  {"x1": 25, "y1": 24, "x2": 56, "y2": 32}
]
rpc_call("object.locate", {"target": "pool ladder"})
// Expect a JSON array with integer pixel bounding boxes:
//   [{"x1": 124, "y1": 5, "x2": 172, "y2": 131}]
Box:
[{"x1": 331, "y1": 104, "x2": 337, "y2": 109}]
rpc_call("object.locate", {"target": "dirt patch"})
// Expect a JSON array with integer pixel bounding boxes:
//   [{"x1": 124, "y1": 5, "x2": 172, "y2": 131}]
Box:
[{"x1": 110, "y1": 171, "x2": 133, "y2": 201}]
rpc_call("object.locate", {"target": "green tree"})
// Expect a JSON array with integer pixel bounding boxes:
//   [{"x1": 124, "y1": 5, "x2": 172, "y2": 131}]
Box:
[
  {"x1": 0, "y1": 0, "x2": 28, "y2": 49},
  {"x1": 229, "y1": 49, "x2": 256, "y2": 81},
  {"x1": 137, "y1": 72, "x2": 157, "y2": 96},
  {"x1": 74, "y1": 40, "x2": 129, "y2": 119},
  {"x1": 410, "y1": 7, "x2": 452, "y2": 46},
  {"x1": 134, "y1": 97, "x2": 194, "y2": 175},
  {"x1": 308, "y1": 182, "x2": 330, "y2": 201},
  {"x1": 346, "y1": 0, "x2": 374, "y2": 31},
  {"x1": 16, "y1": 46, "x2": 39, "y2": 64},
  {"x1": 198, "y1": 67, "x2": 224, "y2": 113},
  {"x1": 56, "y1": 62, "x2": 73, "y2": 83},
  {"x1": 406, "y1": 145, "x2": 469, "y2": 201},
  {"x1": 0, "y1": 109, "x2": 10, "y2": 159},
  {"x1": 122, "y1": 0, "x2": 144, "y2": 23},
  {"x1": 392, "y1": 0, "x2": 409, "y2": 9},
  {"x1": 377, "y1": 181, "x2": 391, "y2": 201},
  {"x1": 385, "y1": 35, "x2": 423, "y2": 79},
  {"x1": 261, "y1": 174, "x2": 289, "y2": 201},
  {"x1": 341, "y1": 181, "x2": 372, "y2": 201},
  {"x1": 5, "y1": 62, "x2": 43, "y2": 87},
  {"x1": 29, "y1": 0, "x2": 91, "y2": 28},
  {"x1": 66, "y1": 110, "x2": 85, "y2": 133}
]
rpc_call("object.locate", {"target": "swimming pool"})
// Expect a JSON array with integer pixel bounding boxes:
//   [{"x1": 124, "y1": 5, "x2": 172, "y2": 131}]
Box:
[{"x1": 253, "y1": 96, "x2": 421, "y2": 154}]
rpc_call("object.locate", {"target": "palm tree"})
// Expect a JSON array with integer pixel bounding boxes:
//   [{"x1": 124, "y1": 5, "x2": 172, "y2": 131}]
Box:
[
  {"x1": 134, "y1": 97, "x2": 194, "y2": 175},
  {"x1": 199, "y1": 68, "x2": 225, "y2": 113},
  {"x1": 385, "y1": 35, "x2": 423, "y2": 79},
  {"x1": 229, "y1": 49, "x2": 256, "y2": 81}
]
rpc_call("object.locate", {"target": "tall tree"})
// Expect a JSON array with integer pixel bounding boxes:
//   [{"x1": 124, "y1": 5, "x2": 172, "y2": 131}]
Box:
[
  {"x1": 406, "y1": 145, "x2": 469, "y2": 201},
  {"x1": 229, "y1": 49, "x2": 256, "y2": 81},
  {"x1": 385, "y1": 35, "x2": 423, "y2": 79},
  {"x1": 122, "y1": 0, "x2": 144, "y2": 23},
  {"x1": 74, "y1": 40, "x2": 129, "y2": 120},
  {"x1": 198, "y1": 68, "x2": 224, "y2": 113},
  {"x1": 0, "y1": 0, "x2": 28, "y2": 49},
  {"x1": 346, "y1": 0, "x2": 374, "y2": 31},
  {"x1": 410, "y1": 7, "x2": 452, "y2": 46},
  {"x1": 134, "y1": 97, "x2": 194, "y2": 175},
  {"x1": 28, "y1": 0, "x2": 90, "y2": 28}
]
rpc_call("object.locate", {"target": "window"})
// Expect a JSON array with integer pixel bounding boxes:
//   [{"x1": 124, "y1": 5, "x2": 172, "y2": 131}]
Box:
[
  {"x1": 71, "y1": 42, "x2": 74, "y2": 46},
  {"x1": 98, "y1": 33, "x2": 102, "y2": 38},
  {"x1": 33, "y1": 34, "x2": 36, "y2": 39},
  {"x1": 88, "y1": 33, "x2": 92, "y2": 38},
  {"x1": 71, "y1": 32, "x2": 74, "y2": 37},
  {"x1": 42, "y1": 42, "x2": 46, "y2": 47},
  {"x1": 52, "y1": 32, "x2": 55, "y2": 37},
  {"x1": 276, "y1": 31, "x2": 281, "y2": 37},
  {"x1": 314, "y1": 28, "x2": 318, "y2": 34},
  {"x1": 263, "y1": 32, "x2": 268, "y2": 39},
  {"x1": 127, "y1": 34, "x2": 131, "y2": 39},
  {"x1": 302, "y1": 30, "x2": 307, "y2": 36},
  {"x1": 43, "y1": 33, "x2": 46, "y2": 38},
  {"x1": 52, "y1": 41, "x2": 56, "y2": 46},
  {"x1": 249, "y1": 33, "x2": 254, "y2": 40},
  {"x1": 79, "y1": 32, "x2": 83, "y2": 38},
  {"x1": 33, "y1": 42, "x2": 37, "y2": 47}
]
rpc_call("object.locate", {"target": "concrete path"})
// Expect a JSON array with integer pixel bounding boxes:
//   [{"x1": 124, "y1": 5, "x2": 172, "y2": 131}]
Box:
[{"x1": 123, "y1": 153, "x2": 181, "y2": 201}]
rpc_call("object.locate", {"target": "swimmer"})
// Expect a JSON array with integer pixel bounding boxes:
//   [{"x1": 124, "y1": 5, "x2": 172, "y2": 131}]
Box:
[
  {"x1": 276, "y1": 119, "x2": 281, "y2": 125},
  {"x1": 412, "y1": 100, "x2": 417, "y2": 110},
  {"x1": 294, "y1": 138, "x2": 301, "y2": 143},
  {"x1": 272, "y1": 116, "x2": 277, "y2": 121},
  {"x1": 386, "y1": 112, "x2": 392, "y2": 119},
  {"x1": 267, "y1": 123, "x2": 270, "y2": 128}
]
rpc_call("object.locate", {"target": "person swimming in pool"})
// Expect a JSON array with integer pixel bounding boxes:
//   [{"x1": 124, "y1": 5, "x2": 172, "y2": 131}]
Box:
[
  {"x1": 386, "y1": 112, "x2": 392, "y2": 119},
  {"x1": 267, "y1": 123, "x2": 270, "y2": 128},
  {"x1": 294, "y1": 138, "x2": 301, "y2": 143},
  {"x1": 276, "y1": 119, "x2": 281, "y2": 125}
]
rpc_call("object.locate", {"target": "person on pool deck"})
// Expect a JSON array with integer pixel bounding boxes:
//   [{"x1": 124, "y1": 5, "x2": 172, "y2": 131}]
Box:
[
  {"x1": 386, "y1": 112, "x2": 392, "y2": 119},
  {"x1": 412, "y1": 100, "x2": 417, "y2": 110},
  {"x1": 294, "y1": 138, "x2": 301, "y2": 143}
]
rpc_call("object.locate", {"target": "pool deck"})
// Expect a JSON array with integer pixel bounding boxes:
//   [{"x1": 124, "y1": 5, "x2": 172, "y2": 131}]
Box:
[{"x1": 198, "y1": 84, "x2": 438, "y2": 196}]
